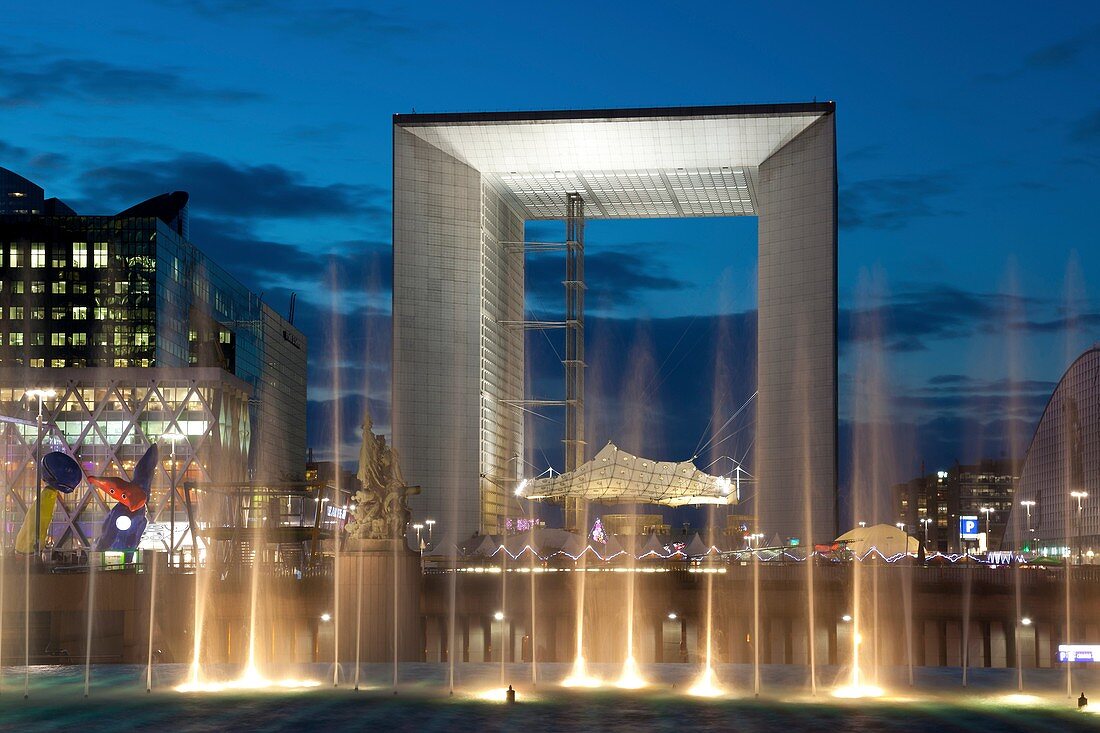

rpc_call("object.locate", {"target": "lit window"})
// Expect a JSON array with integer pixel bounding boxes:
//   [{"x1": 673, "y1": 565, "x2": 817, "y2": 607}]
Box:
[
  {"x1": 51, "y1": 333, "x2": 65, "y2": 346},
  {"x1": 134, "y1": 332, "x2": 150, "y2": 347},
  {"x1": 51, "y1": 359, "x2": 66, "y2": 368},
  {"x1": 72, "y1": 242, "x2": 88, "y2": 267},
  {"x1": 93, "y1": 307, "x2": 107, "y2": 320},
  {"x1": 50, "y1": 253, "x2": 66, "y2": 268},
  {"x1": 9, "y1": 333, "x2": 22, "y2": 346},
  {"x1": 30, "y1": 281, "x2": 44, "y2": 294},
  {"x1": 73, "y1": 283, "x2": 87, "y2": 294},
  {"x1": 51, "y1": 307, "x2": 65, "y2": 319},
  {"x1": 31, "y1": 307, "x2": 44, "y2": 320},
  {"x1": 11, "y1": 281, "x2": 23, "y2": 294},
  {"x1": 73, "y1": 306, "x2": 87, "y2": 320},
  {"x1": 30, "y1": 244, "x2": 45, "y2": 268},
  {"x1": 31, "y1": 333, "x2": 43, "y2": 346},
  {"x1": 113, "y1": 358, "x2": 128, "y2": 367},
  {"x1": 9, "y1": 306, "x2": 22, "y2": 319},
  {"x1": 72, "y1": 333, "x2": 86, "y2": 346},
  {"x1": 115, "y1": 281, "x2": 128, "y2": 294},
  {"x1": 114, "y1": 332, "x2": 127, "y2": 346},
  {"x1": 29, "y1": 359, "x2": 44, "y2": 368},
  {"x1": 93, "y1": 243, "x2": 108, "y2": 268},
  {"x1": 9, "y1": 245, "x2": 22, "y2": 267},
  {"x1": 51, "y1": 282, "x2": 66, "y2": 294}
]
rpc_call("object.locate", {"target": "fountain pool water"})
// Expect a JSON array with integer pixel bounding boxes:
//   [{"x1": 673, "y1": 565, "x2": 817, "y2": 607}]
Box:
[{"x1": 6, "y1": 664, "x2": 1100, "y2": 733}]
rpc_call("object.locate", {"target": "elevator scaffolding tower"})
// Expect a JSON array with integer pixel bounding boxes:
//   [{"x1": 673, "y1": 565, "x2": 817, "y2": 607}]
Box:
[{"x1": 499, "y1": 193, "x2": 587, "y2": 530}]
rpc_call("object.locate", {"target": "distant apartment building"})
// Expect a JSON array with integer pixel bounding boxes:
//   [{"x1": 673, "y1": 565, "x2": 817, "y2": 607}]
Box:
[{"x1": 893, "y1": 459, "x2": 1018, "y2": 553}]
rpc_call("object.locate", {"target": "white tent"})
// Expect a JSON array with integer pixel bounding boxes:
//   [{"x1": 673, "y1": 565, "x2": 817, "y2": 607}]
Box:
[
  {"x1": 684, "y1": 533, "x2": 709, "y2": 557},
  {"x1": 835, "y1": 523, "x2": 920, "y2": 556},
  {"x1": 523, "y1": 442, "x2": 735, "y2": 506}
]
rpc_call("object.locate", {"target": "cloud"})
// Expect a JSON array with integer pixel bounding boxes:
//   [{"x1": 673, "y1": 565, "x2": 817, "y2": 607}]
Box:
[
  {"x1": 76, "y1": 154, "x2": 385, "y2": 222},
  {"x1": 153, "y1": 1, "x2": 422, "y2": 46},
  {"x1": 0, "y1": 45, "x2": 260, "y2": 108},
  {"x1": 186, "y1": 215, "x2": 391, "y2": 295},
  {"x1": 975, "y1": 25, "x2": 1100, "y2": 83},
  {"x1": 840, "y1": 285, "x2": 1035, "y2": 352},
  {"x1": 1070, "y1": 109, "x2": 1100, "y2": 143},
  {"x1": 840, "y1": 172, "x2": 957, "y2": 230},
  {"x1": 525, "y1": 248, "x2": 688, "y2": 311}
]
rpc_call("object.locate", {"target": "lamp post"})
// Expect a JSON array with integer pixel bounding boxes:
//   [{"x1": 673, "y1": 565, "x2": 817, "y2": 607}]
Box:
[
  {"x1": 896, "y1": 522, "x2": 905, "y2": 533},
  {"x1": 1071, "y1": 492, "x2": 1088, "y2": 564},
  {"x1": 921, "y1": 518, "x2": 932, "y2": 548},
  {"x1": 26, "y1": 388, "x2": 56, "y2": 559},
  {"x1": 412, "y1": 523, "x2": 424, "y2": 551},
  {"x1": 1016, "y1": 499, "x2": 1034, "y2": 550},
  {"x1": 425, "y1": 519, "x2": 435, "y2": 548},
  {"x1": 980, "y1": 507, "x2": 993, "y2": 549},
  {"x1": 160, "y1": 431, "x2": 186, "y2": 569}
]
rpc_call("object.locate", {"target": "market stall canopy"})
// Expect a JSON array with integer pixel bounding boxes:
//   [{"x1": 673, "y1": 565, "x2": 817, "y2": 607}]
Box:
[{"x1": 521, "y1": 443, "x2": 736, "y2": 507}]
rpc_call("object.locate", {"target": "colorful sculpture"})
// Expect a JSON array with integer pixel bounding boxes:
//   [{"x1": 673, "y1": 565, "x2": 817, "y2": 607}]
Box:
[
  {"x1": 92, "y1": 444, "x2": 157, "y2": 551},
  {"x1": 15, "y1": 445, "x2": 158, "y2": 554},
  {"x1": 14, "y1": 451, "x2": 82, "y2": 553}
]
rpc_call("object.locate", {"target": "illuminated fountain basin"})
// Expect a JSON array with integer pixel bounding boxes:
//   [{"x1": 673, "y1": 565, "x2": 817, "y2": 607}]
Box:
[{"x1": 6, "y1": 664, "x2": 1100, "y2": 733}]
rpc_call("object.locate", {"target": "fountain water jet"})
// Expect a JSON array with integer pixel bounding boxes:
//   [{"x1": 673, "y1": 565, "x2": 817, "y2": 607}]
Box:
[{"x1": 83, "y1": 550, "x2": 96, "y2": 696}]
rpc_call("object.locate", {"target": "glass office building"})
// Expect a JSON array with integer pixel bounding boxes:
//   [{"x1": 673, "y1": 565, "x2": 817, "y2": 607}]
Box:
[{"x1": 0, "y1": 168, "x2": 307, "y2": 549}]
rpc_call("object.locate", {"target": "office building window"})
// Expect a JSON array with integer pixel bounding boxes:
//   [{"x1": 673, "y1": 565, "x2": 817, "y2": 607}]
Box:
[
  {"x1": 31, "y1": 307, "x2": 44, "y2": 320},
  {"x1": 51, "y1": 333, "x2": 65, "y2": 346},
  {"x1": 93, "y1": 242, "x2": 108, "y2": 268},
  {"x1": 51, "y1": 359, "x2": 65, "y2": 368},
  {"x1": 11, "y1": 281, "x2": 23, "y2": 294},
  {"x1": 29, "y1": 359, "x2": 44, "y2": 368},
  {"x1": 9, "y1": 244, "x2": 22, "y2": 267},
  {"x1": 9, "y1": 306, "x2": 22, "y2": 319},
  {"x1": 51, "y1": 253, "x2": 66, "y2": 268},
  {"x1": 51, "y1": 281, "x2": 66, "y2": 294},
  {"x1": 30, "y1": 244, "x2": 45, "y2": 268},
  {"x1": 72, "y1": 332, "x2": 87, "y2": 346},
  {"x1": 73, "y1": 306, "x2": 87, "y2": 319},
  {"x1": 30, "y1": 281, "x2": 44, "y2": 294},
  {"x1": 93, "y1": 307, "x2": 107, "y2": 320},
  {"x1": 51, "y1": 306, "x2": 65, "y2": 320},
  {"x1": 9, "y1": 333, "x2": 22, "y2": 346},
  {"x1": 72, "y1": 242, "x2": 87, "y2": 267}
]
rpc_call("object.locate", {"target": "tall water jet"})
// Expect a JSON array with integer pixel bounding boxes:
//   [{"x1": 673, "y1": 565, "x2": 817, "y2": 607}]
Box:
[
  {"x1": 961, "y1": 569, "x2": 972, "y2": 687},
  {"x1": 562, "y1": 497, "x2": 597, "y2": 688},
  {"x1": 354, "y1": 556, "x2": 363, "y2": 690},
  {"x1": 1061, "y1": 253, "x2": 1086, "y2": 699},
  {"x1": 83, "y1": 551, "x2": 96, "y2": 696},
  {"x1": 146, "y1": 549, "x2": 157, "y2": 692},
  {"x1": 329, "y1": 273, "x2": 343, "y2": 689}
]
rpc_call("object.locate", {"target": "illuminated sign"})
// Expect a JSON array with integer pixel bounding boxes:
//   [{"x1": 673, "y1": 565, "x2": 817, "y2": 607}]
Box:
[
  {"x1": 1058, "y1": 644, "x2": 1100, "y2": 663},
  {"x1": 326, "y1": 505, "x2": 347, "y2": 521},
  {"x1": 960, "y1": 516, "x2": 979, "y2": 539}
]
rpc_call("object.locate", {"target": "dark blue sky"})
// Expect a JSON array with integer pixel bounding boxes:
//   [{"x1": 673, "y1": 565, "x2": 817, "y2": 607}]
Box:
[{"x1": 4, "y1": 3, "x2": 1100, "y2": 509}]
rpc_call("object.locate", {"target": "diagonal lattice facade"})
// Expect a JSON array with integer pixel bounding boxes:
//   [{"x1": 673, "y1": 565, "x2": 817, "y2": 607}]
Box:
[{"x1": 0, "y1": 367, "x2": 250, "y2": 551}]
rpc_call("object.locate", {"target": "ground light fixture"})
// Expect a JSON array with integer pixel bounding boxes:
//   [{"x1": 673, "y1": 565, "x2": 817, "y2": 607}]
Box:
[
  {"x1": 667, "y1": 612, "x2": 677, "y2": 620},
  {"x1": 842, "y1": 614, "x2": 852, "y2": 622},
  {"x1": 1021, "y1": 617, "x2": 1032, "y2": 626},
  {"x1": 494, "y1": 611, "x2": 504, "y2": 622},
  {"x1": 320, "y1": 613, "x2": 332, "y2": 622}
]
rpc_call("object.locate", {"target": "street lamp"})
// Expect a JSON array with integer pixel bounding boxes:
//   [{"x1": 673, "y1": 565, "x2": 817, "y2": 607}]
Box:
[
  {"x1": 160, "y1": 431, "x2": 186, "y2": 568},
  {"x1": 1071, "y1": 491, "x2": 1088, "y2": 564},
  {"x1": 980, "y1": 507, "x2": 993, "y2": 543},
  {"x1": 425, "y1": 519, "x2": 436, "y2": 548},
  {"x1": 896, "y1": 522, "x2": 905, "y2": 532},
  {"x1": 412, "y1": 523, "x2": 424, "y2": 551},
  {"x1": 921, "y1": 518, "x2": 932, "y2": 548},
  {"x1": 1020, "y1": 500, "x2": 1036, "y2": 540},
  {"x1": 26, "y1": 388, "x2": 56, "y2": 559},
  {"x1": 858, "y1": 521, "x2": 867, "y2": 528}
]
